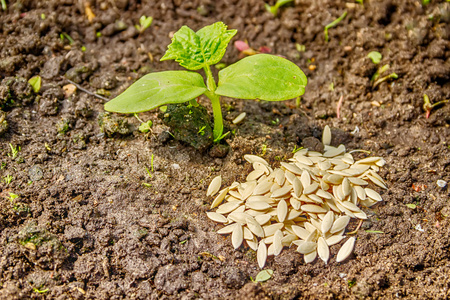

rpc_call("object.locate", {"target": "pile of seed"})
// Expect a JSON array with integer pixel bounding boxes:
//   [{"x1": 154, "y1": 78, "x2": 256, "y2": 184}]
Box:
[{"x1": 206, "y1": 126, "x2": 387, "y2": 268}]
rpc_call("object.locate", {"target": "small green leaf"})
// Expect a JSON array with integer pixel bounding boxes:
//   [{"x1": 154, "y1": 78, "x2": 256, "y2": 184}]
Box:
[
  {"x1": 139, "y1": 120, "x2": 153, "y2": 133},
  {"x1": 139, "y1": 15, "x2": 153, "y2": 31},
  {"x1": 215, "y1": 54, "x2": 307, "y2": 101},
  {"x1": 368, "y1": 51, "x2": 382, "y2": 64},
  {"x1": 104, "y1": 71, "x2": 207, "y2": 113},
  {"x1": 161, "y1": 22, "x2": 237, "y2": 70},
  {"x1": 255, "y1": 269, "x2": 274, "y2": 282},
  {"x1": 406, "y1": 204, "x2": 417, "y2": 209},
  {"x1": 365, "y1": 230, "x2": 384, "y2": 234},
  {"x1": 28, "y1": 76, "x2": 42, "y2": 93}
]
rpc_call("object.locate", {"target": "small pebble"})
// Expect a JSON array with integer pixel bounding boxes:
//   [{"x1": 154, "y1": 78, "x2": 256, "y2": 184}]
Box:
[{"x1": 436, "y1": 180, "x2": 447, "y2": 188}]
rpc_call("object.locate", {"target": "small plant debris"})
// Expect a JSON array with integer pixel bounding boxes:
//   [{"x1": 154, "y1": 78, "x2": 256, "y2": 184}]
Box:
[
  {"x1": 28, "y1": 75, "x2": 42, "y2": 93},
  {"x1": 105, "y1": 22, "x2": 307, "y2": 143}
]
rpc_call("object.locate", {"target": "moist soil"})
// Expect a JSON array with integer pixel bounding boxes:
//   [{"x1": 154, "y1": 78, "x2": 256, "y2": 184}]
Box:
[{"x1": 1, "y1": 0, "x2": 450, "y2": 299}]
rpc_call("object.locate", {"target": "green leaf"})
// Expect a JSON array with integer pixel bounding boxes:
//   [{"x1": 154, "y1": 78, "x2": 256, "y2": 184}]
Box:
[
  {"x1": 104, "y1": 71, "x2": 207, "y2": 113},
  {"x1": 139, "y1": 15, "x2": 153, "y2": 31},
  {"x1": 28, "y1": 75, "x2": 41, "y2": 93},
  {"x1": 161, "y1": 22, "x2": 237, "y2": 70},
  {"x1": 255, "y1": 269, "x2": 274, "y2": 282},
  {"x1": 215, "y1": 54, "x2": 307, "y2": 101},
  {"x1": 367, "y1": 51, "x2": 382, "y2": 64},
  {"x1": 406, "y1": 204, "x2": 417, "y2": 209},
  {"x1": 139, "y1": 120, "x2": 153, "y2": 133}
]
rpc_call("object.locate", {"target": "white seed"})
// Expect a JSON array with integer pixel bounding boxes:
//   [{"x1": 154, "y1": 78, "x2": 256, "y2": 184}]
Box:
[
  {"x1": 317, "y1": 237, "x2": 330, "y2": 264},
  {"x1": 297, "y1": 241, "x2": 317, "y2": 254},
  {"x1": 228, "y1": 211, "x2": 251, "y2": 224},
  {"x1": 295, "y1": 155, "x2": 313, "y2": 166},
  {"x1": 277, "y1": 199, "x2": 288, "y2": 222},
  {"x1": 325, "y1": 174, "x2": 344, "y2": 185},
  {"x1": 271, "y1": 184, "x2": 292, "y2": 198},
  {"x1": 253, "y1": 162, "x2": 270, "y2": 175},
  {"x1": 246, "y1": 237, "x2": 258, "y2": 251},
  {"x1": 292, "y1": 177, "x2": 303, "y2": 198},
  {"x1": 316, "y1": 189, "x2": 332, "y2": 199},
  {"x1": 246, "y1": 217, "x2": 265, "y2": 238},
  {"x1": 300, "y1": 170, "x2": 311, "y2": 187},
  {"x1": 273, "y1": 168, "x2": 286, "y2": 186},
  {"x1": 307, "y1": 194, "x2": 324, "y2": 204},
  {"x1": 241, "y1": 181, "x2": 257, "y2": 200},
  {"x1": 210, "y1": 187, "x2": 229, "y2": 209},
  {"x1": 280, "y1": 162, "x2": 303, "y2": 175},
  {"x1": 246, "y1": 201, "x2": 272, "y2": 210},
  {"x1": 284, "y1": 171, "x2": 296, "y2": 184},
  {"x1": 322, "y1": 125, "x2": 332, "y2": 146},
  {"x1": 253, "y1": 179, "x2": 272, "y2": 195},
  {"x1": 228, "y1": 189, "x2": 242, "y2": 199},
  {"x1": 273, "y1": 229, "x2": 284, "y2": 256},
  {"x1": 287, "y1": 209, "x2": 303, "y2": 221},
  {"x1": 246, "y1": 169, "x2": 265, "y2": 181},
  {"x1": 232, "y1": 224, "x2": 244, "y2": 249},
  {"x1": 375, "y1": 158, "x2": 386, "y2": 167},
  {"x1": 354, "y1": 211, "x2": 368, "y2": 219},
  {"x1": 281, "y1": 234, "x2": 298, "y2": 246},
  {"x1": 216, "y1": 201, "x2": 240, "y2": 214},
  {"x1": 354, "y1": 185, "x2": 366, "y2": 200},
  {"x1": 243, "y1": 226, "x2": 253, "y2": 240},
  {"x1": 232, "y1": 112, "x2": 246, "y2": 124},
  {"x1": 318, "y1": 160, "x2": 332, "y2": 171},
  {"x1": 301, "y1": 204, "x2": 327, "y2": 214},
  {"x1": 365, "y1": 188, "x2": 383, "y2": 202},
  {"x1": 217, "y1": 223, "x2": 237, "y2": 234},
  {"x1": 304, "y1": 250, "x2": 317, "y2": 264},
  {"x1": 355, "y1": 156, "x2": 381, "y2": 164},
  {"x1": 325, "y1": 234, "x2": 345, "y2": 246},
  {"x1": 366, "y1": 174, "x2": 387, "y2": 189},
  {"x1": 323, "y1": 144, "x2": 345, "y2": 158},
  {"x1": 292, "y1": 225, "x2": 310, "y2": 240},
  {"x1": 244, "y1": 154, "x2": 268, "y2": 165},
  {"x1": 342, "y1": 178, "x2": 351, "y2": 197},
  {"x1": 303, "y1": 182, "x2": 319, "y2": 195},
  {"x1": 263, "y1": 223, "x2": 284, "y2": 237},
  {"x1": 207, "y1": 175, "x2": 222, "y2": 197},
  {"x1": 336, "y1": 237, "x2": 356, "y2": 263},
  {"x1": 257, "y1": 241, "x2": 268, "y2": 269},
  {"x1": 267, "y1": 243, "x2": 275, "y2": 256},
  {"x1": 255, "y1": 214, "x2": 272, "y2": 225},
  {"x1": 206, "y1": 212, "x2": 227, "y2": 223},
  {"x1": 341, "y1": 201, "x2": 361, "y2": 212},
  {"x1": 330, "y1": 216, "x2": 351, "y2": 233},
  {"x1": 321, "y1": 211, "x2": 335, "y2": 234},
  {"x1": 307, "y1": 151, "x2": 323, "y2": 157}
]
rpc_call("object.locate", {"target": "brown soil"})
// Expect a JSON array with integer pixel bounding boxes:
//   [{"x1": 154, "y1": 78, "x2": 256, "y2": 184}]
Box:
[{"x1": 1, "y1": 0, "x2": 450, "y2": 299}]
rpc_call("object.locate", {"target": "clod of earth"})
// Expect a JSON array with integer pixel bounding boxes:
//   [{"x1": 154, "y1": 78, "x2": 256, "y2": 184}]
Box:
[{"x1": 207, "y1": 126, "x2": 387, "y2": 268}]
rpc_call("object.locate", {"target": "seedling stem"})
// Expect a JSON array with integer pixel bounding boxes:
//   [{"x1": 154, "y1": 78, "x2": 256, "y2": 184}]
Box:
[{"x1": 324, "y1": 11, "x2": 347, "y2": 42}]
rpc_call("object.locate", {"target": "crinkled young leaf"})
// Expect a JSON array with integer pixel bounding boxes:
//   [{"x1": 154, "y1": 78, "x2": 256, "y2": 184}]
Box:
[
  {"x1": 161, "y1": 22, "x2": 237, "y2": 70},
  {"x1": 104, "y1": 71, "x2": 207, "y2": 113},
  {"x1": 215, "y1": 54, "x2": 307, "y2": 101}
]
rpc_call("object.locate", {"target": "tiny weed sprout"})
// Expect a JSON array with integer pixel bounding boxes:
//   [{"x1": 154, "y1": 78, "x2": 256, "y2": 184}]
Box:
[
  {"x1": 423, "y1": 94, "x2": 449, "y2": 119},
  {"x1": 324, "y1": 11, "x2": 347, "y2": 42},
  {"x1": 8, "y1": 143, "x2": 19, "y2": 159},
  {"x1": 105, "y1": 22, "x2": 307, "y2": 142},
  {"x1": 367, "y1": 51, "x2": 382, "y2": 64},
  {"x1": 134, "y1": 113, "x2": 153, "y2": 133},
  {"x1": 1, "y1": 0, "x2": 6, "y2": 11},
  {"x1": 3, "y1": 174, "x2": 13, "y2": 184},
  {"x1": 135, "y1": 15, "x2": 153, "y2": 34},
  {"x1": 265, "y1": 0, "x2": 294, "y2": 17}
]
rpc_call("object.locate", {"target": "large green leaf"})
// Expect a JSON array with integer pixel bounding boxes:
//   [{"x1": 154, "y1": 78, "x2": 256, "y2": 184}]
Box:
[
  {"x1": 104, "y1": 71, "x2": 207, "y2": 113},
  {"x1": 215, "y1": 54, "x2": 307, "y2": 101},
  {"x1": 161, "y1": 22, "x2": 237, "y2": 70}
]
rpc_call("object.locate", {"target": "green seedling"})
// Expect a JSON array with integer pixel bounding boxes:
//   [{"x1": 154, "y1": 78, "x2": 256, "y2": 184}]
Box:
[
  {"x1": 104, "y1": 22, "x2": 307, "y2": 142},
  {"x1": 8, "y1": 143, "x2": 19, "y2": 159},
  {"x1": 265, "y1": 0, "x2": 294, "y2": 17},
  {"x1": 355, "y1": 0, "x2": 364, "y2": 7},
  {"x1": 324, "y1": 11, "x2": 347, "y2": 42},
  {"x1": 6, "y1": 192, "x2": 19, "y2": 202},
  {"x1": 373, "y1": 72, "x2": 398, "y2": 88},
  {"x1": 367, "y1": 51, "x2": 382, "y2": 64},
  {"x1": 292, "y1": 145, "x2": 303, "y2": 153},
  {"x1": 3, "y1": 174, "x2": 13, "y2": 184},
  {"x1": 28, "y1": 75, "x2": 42, "y2": 93},
  {"x1": 60, "y1": 32, "x2": 74, "y2": 45},
  {"x1": 134, "y1": 113, "x2": 153, "y2": 133},
  {"x1": 135, "y1": 15, "x2": 153, "y2": 34},
  {"x1": 422, "y1": 0, "x2": 430, "y2": 5},
  {"x1": 423, "y1": 94, "x2": 449, "y2": 119},
  {"x1": 371, "y1": 64, "x2": 390, "y2": 81},
  {"x1": 1, "y1": 0, "x2": 6, "y2": 10},
  {"x1": 33, "y1": 287, "x2": 49, "y2": 294}
]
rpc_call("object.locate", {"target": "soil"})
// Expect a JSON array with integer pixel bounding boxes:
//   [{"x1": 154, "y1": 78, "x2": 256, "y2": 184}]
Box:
[{"x1": 1, "y1": 0, "x2": 450, "y2": 299}]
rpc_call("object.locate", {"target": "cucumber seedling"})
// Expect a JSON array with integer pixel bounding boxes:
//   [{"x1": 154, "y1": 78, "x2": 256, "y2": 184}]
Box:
[{"x1": 105, "y1": 22, "x2": 307, "y2": 142}]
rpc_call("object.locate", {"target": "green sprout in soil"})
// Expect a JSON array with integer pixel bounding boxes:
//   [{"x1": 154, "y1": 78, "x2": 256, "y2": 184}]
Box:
[
  {"x1": 105, "y1": 22, "x2": 307, "y2": 142},
  {"x1": 60, "y1": 32, "x2": 74, "y2": 45},
  {"x1": 8, "y1": 143, "x2": 19, "y2": 159},
  {"x1": 3, "y1": 174, "x2": 13, "y2": 184},
  {"x1": 1, "y1": 0, "x2": 6, "y2": 11},
  {"x1": 265, "y1": 0, "x2": 294, "y2": 17},
  {"x1": 28, "y1": 75, "x2": 42, "y2": 93},
  {"x1": 324, "y1": 11, "x2": 347, "y2": 42},
  {"x1": 6, "y1": 192, "x2": 18, "y2": 202},
  {"x1": 134, "y1": 113, "x2": 153, "y2": 133},
  {"x1": 371, "y1": 64, "x2": 397, "y2": 88},
  {"x1": 423, "y1": 94, "x2": 449, "y2": 119},
  {"x1": 135, "y1": 15, "x2": 153, "y2": 34},
  {"x1": 367, "y1": 51, "x2": 382, "y2": 64},
  {"x1": 355, "y1": 0, "x2": 364, "y2": 7},
  {"x1": 373, "y1": 72, "x2": 398, "y2": 88}
]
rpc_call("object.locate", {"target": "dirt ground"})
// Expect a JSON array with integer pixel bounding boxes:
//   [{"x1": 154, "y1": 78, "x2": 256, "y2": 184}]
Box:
[{"x1": 1, "y1": 0, "x2": 450, "y2": 299}]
